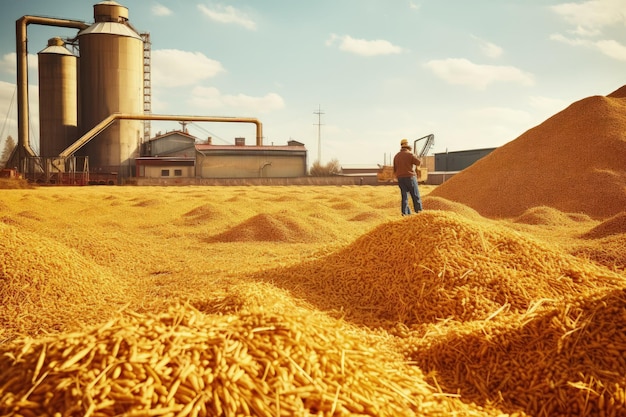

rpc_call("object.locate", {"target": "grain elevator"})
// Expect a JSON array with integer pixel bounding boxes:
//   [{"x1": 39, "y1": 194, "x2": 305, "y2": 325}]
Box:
[
  {"x1": 76, "y1": 1, "x2": 144, "y2": 174},
  {"x1": 14, "y1": 0, "x2": 145, "y2": 182},
  {"x1": 12, "y1": 0, "x2": 265, "y2": 184},
  {"x1": 37, "y1": 37, "x2": 78, "y2": 158}
]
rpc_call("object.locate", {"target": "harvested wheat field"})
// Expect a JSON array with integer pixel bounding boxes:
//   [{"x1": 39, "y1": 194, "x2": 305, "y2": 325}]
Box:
[{"x1": 1, "y1": 88, "x2": 626, "y2": 417}]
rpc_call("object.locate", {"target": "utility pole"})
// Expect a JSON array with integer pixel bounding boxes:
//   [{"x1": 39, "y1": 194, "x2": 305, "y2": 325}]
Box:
[{"x1": 313, "y1": 105, "x2": 324, "y2": 164}]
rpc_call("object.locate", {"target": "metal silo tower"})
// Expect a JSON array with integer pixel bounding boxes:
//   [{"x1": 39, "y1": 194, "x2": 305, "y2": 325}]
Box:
[
  {"x1": 77, "y1": 0, "x2": 143, "y2": 178},
  {"x1": 37, "y1": 37, "x2": 78, "y2": 158}
]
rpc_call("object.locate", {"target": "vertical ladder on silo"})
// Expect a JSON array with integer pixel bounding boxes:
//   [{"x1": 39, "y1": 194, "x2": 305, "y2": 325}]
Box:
[{"x1": 141, "y1": 32, "x2": 152, "y2": 143}]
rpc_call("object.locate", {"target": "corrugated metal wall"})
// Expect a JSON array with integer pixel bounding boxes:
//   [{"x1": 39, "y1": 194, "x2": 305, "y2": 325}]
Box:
[
  {"x1": 198, "y1": 153, "x2": 306, "y2": 178},
  {"x1": 434, "y1": 148, "x2": 496, "y2": 172}
]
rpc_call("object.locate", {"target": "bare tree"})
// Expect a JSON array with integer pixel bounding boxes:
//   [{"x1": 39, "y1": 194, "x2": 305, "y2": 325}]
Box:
[
  {"x1": 0, "y1": 136, "x2": 15, "y2": 168},
  {"x1": 309, "y1": 158, "x2": 341, "y2": 176}
]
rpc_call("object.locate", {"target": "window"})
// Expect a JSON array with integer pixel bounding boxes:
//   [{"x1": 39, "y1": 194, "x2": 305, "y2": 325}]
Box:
[
  {"x1": 174, "y1": 169, "x2": 183, "y2": 176},
  {"x1": 161, "y1": 169, "x2": 170, "y2": 177}
]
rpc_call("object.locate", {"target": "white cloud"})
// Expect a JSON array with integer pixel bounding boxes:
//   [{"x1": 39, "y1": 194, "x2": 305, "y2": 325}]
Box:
[
  {"x1": 326, "y1": 34, "x2": 404, "y2": 57},
  {"x1": 409, "y1": 2, "x2": 421, "y2": 11},
  {"x1": 550, "y1": 34, "x2": 626, "y2": 61},
  {"x1": 571, "y1": 25, "x2": 602, "y2": 37},
  {"x1": 1, "y1": 53, "x2": 38, "y2": 75},
  {"x1": 528, "y1": 95, "x2": 570, "y2": 114},
  {"x1": 550, "y1": 0, "x2": 626, "y2": 61},
  {"x1": 596, "y1": 39, "x2": 626, "y2": 61},
  {"x1": 152, "y1": 4, "x2": 173, "y2": 16},
  {"x1": 0, "y1": 80, "x2": 40, "y2": 150},
  {"x1": 551, "y1": 0, "x2": 626, "y2": 31},
  {"x1": 549, "y1": 33, "x2": 585, "y2": 46},
  {"x1": 459, "y1": 106, "x2": 534, "y2": 145},
  {"x1": 190, "y1": 86, "x2": 285, "y2": 114},
  {"x1": 0, "y1": 81, "x2": 18, "y2": 139},
  {"x1": 152, "y1": 49, "x2": 225, "y2": 88},
  {"x1": 472, "y1": 36, "x2": 503, "y2": 59},
  {"x1": 197, "y1": 4, "x2": 256, "y2": 30},
  {"x1": 424, "y1": 58, "x2": 534, "y2": 89},
  {"x1": 0, "y1": 54, "x2": 15, "y2": 75},
  {"x1": 465, "y1": 107, "x2": 533, "y2": 130}
]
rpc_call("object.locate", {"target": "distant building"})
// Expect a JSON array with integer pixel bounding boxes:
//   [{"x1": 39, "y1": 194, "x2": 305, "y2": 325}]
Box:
[
  {"x1": 136, "y1": 132, "x2": 307, "y2": 179},
  {"x1": 136, "y1": 130, "x2": 196, "y2": 178},
  {"x1": 340, "y1": 165, "x2": 380, "y2": 176},
  {"x1": 337, "y1": 165, "x2": 379, "y2": 185},
  {"x1": 434, "y1": 148, "x2": 496, "y2": 172},
  {"x1": 141, "y1": 130, "x2": 196, "y2": 157},
  {"x1": 196, "y1": 138, "x2": 307, "y2": 178}
]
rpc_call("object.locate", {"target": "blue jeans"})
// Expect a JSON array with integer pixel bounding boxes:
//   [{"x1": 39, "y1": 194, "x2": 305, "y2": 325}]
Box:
[{"x1": 398, "y1": 176, "x2": 422, "y2": 215}]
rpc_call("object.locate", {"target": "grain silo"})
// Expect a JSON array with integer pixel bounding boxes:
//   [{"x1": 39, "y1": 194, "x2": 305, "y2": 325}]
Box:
[
  {"x1": 77, "y1": 0, "x2": 143, "y2": 177},
  {"x1": 37, "y1": 37, "x2": 79, "y2": 158}
]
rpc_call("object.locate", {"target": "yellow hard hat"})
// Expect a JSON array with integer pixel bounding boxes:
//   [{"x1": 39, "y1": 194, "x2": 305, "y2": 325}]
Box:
[{"x1": 400, "y1": 138, "x2": 409, "y2": 147}]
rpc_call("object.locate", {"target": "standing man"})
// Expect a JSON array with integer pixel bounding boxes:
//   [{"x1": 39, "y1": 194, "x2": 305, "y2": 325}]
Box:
[{"x1": 393, "y1": 138, "x2": 423, "y2": 215}]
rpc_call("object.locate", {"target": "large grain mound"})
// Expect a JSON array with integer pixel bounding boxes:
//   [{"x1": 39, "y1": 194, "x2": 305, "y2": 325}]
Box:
[
  {"x1": 252, "y1": 211, "x2": 624, "y2": 326},
  {"x1": 430, "y1": 87, "x2": 626, "y2": 219},
  {"x1": 407, "y1": 288, "x2": 626, "y2": 416},
  {"x1": 0, "y1": 305, "x2": 499, "y2": 417}
]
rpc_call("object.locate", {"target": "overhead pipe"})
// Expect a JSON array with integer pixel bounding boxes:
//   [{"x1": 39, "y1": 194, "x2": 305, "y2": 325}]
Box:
[
  {"x1": 59, "y1": 113, "x2": 263, "y2": 158},
  {"x1": 15, "y1": 16, "x2": 89, "y2": 164}
]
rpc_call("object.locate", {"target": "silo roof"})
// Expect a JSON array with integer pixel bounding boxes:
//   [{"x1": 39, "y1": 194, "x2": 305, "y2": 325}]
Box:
[
  {"x1": 38, "y1": 45, "x2": 75, "y2": 56},
  {"x1": 79, "y1": 22, "x2": 141, "y2": 39}
]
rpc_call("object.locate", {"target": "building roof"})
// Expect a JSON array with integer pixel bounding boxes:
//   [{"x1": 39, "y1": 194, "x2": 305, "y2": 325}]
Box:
[
  {"x1": 195, "y1": 144, "x2": 305, "y2": 152},
  {"x1": 78, "y1": 22, "x2": 141, "y2": 39},
  {"x1": 148, "y1": 130, "x2": 196, "y2": 143}
]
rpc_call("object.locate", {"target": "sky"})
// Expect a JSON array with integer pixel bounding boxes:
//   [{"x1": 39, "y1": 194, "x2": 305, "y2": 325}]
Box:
[{"x1": 0, "y1": 0, "x2": 624, "y2": 167}]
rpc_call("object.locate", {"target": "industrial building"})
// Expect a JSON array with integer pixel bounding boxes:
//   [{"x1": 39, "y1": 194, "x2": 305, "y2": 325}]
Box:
[
  {"x1": 6, "y1": 0, "x2": 495, "y2": 187},
  {"x1": 8, "y1": 0, "x2": 292, "y2": 185},
  {"x1": 434, "y1": 148, "x2": 496, "y2": 172},
  {"x1": 136, "y1": 132, "x2": 307, "y2": 180}
]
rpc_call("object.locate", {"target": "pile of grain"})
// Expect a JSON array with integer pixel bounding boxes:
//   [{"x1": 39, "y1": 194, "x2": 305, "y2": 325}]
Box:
[
  {"x1": 405, "y1": 288, "x2": 626, "y2": 416},
  {"x1": 0, "y1": 186, "x2": 402, "y2": 341},
  {"x1": 572, "y1": 234, "x2": 626, "y2": 272},
  {"x1": 512, "y1": 206, "x2": 592, "y2": 227},
  {"x1": 205, "y1": 212, "x2": 333, "y2": 243},
  {"x1": 0, "y1": 304, "x2": 498, "y2": 417},
  {"x1": 422, "y1": 195, "x2": 482, "y2": 220},
  {"x1": 581, "y1": 212, "x2": 626, "y2": 239},
  {"x1": 571, "y1": 212, "x2": 626, "y2": 271},
  {"x1": 176, "y1": 203, "x2": 231, "y2": 225},
  {"x1": 0, "y1": 222, "x2": 129, "y2": 338},
  {"x1": 1, "y1": 180, "x2": 625, "y2": 416},
  {"x1": 430, "y1": 86, "x2": 626, "y2": 219},
  {"x1": 252, "y1": 211, "x2": 624, "y2": 326}
]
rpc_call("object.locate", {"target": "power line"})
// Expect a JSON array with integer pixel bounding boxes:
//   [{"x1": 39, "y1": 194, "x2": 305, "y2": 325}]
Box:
[
  {"x1": 187, "y1": 122, "x2": 229, "y2": 144},
  {"x1": 313, "y1": 104, "x2": 324, "y2": 163}
]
